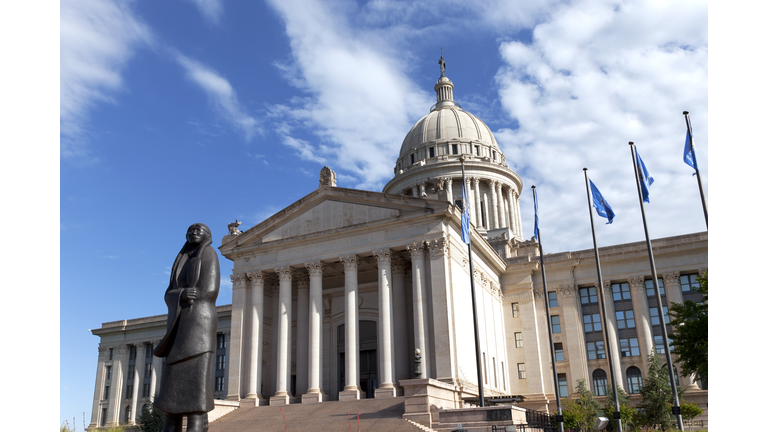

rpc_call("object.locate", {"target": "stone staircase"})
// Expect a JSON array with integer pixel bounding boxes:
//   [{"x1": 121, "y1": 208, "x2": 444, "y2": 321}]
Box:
[{"x1": 208, "y1": 397, "x2": 424, "y2": 432}]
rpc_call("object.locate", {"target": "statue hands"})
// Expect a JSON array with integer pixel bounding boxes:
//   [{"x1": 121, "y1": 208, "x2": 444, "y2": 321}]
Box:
[{"x1": 181, "y1": 287, "x2": 198, "y2": 305}]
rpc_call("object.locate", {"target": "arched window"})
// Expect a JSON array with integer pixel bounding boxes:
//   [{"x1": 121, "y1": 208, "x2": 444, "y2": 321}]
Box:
[
  {"x1": 592, "y1": 369, "x2": 607, "y2": 396},
  {"x1": 627, "y1": 367, "x2": 643, "y2": 394},
  {"x1": 124, "y1": 405, "x2": 131, "y2": 423}
]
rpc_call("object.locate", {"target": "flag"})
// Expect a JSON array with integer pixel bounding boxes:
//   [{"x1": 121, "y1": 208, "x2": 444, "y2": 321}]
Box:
[
  {"x1": 461, "y1": 175, "x2": 471, "y2": 244},
  {"x1": 533, "y1": 189, "x2": 540, "y2": 242},
  {"x1": 684, "y1": 118, "x2": 699, "y2": 171},
  {"x1": 589, "y1": 180, "x2": 616, "y2": 224},
  {"x1": 635, "y1": 147, "x2": 654, "y2": 204}
]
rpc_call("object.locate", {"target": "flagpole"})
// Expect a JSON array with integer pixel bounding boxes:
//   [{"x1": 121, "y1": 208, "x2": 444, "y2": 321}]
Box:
[
  {"x1": 683, "y1": 111, "x2": 708, "y2": 228},
  {"x1": 461, "y1": 156, "x2": 485, "y2": 407},
  {"x1": 582, "y1": 168, "x2": 623, "y2": 432},
  {"x1": 628, "y1": 143, "x2": 683, "y2": 430},
  {"x1": 531, "y1": 185, "x2": 564, "y2": 432}
]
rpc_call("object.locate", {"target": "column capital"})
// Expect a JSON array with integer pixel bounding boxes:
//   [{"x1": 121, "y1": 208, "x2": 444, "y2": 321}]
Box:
[
  {"x1": 305, "y1": 260, "x2": 324, "y2": 276},
  {"x1": 406, "y1": 241, "x2": 426, "y2": 259},
  {"x1": 372, "y1": 248, "x2": 392, "y2": 265},
  {"x1": 662, "y1": 272, "x2": 680, "y2": 288},
  {"x1": 391, "y1": 254, "x2": 407, "y2": 274},
  {"x1": 470, "y1": 177, "x2": 480, "y2": 186},
  {"x1": 275, "y1": 266, "x2": 293, "y2": 282},
  {"x1": 427, "y1": 236, "x2": 449, "y2": 258},
  {"x1": 628, "y1": 276, "x2": 646, "y2": 292},
  {"x1": 296, "y1": 272, "x2": 309, "y2": 289},
  {"x1": 488, "y1": 179, "x2": 498, "y2": 187},
  {"x1": 559, "y1": 284, "x2": 577, "y2": 298},
  {"x1": 231, "y1": 273, "x2": 248, "y2": 287},
  {"x1": 533, "y1": 287, "x2": 544, "y2": 300},
  {"x1": 339, "y1": 255, "x2": 359, "y2": 271},
  {"x1": 246, "y1": 271, "x2": 266, "y2": 284}
]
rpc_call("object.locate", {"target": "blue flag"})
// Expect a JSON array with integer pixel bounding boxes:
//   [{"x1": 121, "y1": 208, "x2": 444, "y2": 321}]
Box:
[
  {"x1": 533, "y1": 189, "x2": 540, "y2": 242},
  {"x1": 683, "y1": 118, "x2": 699, "y2": 171},
  {"x1": 589, "y1": 180, "x2": 616, "y2": 224},
  {"x1": 461, "y1": 175, "x2": 471, "y2": 244},
  {"x1": 635, "y1": 147, "x2": 654, "y2": 204}
]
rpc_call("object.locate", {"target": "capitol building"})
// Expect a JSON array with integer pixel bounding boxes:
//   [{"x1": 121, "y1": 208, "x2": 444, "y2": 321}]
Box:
[{"x1": 87, "y1": 66, "x2": 708, "y2": 430}]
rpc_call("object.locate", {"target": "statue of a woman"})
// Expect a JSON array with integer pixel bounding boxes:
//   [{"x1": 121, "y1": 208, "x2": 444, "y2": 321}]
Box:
[{"x1": 153, "y1": 223, "x2": 220, "y2": 432}]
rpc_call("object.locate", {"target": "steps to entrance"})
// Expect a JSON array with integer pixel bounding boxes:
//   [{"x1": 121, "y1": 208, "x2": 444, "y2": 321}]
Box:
[{"x1": 209, "y1": 397, "x2": 423, "y2": 432}]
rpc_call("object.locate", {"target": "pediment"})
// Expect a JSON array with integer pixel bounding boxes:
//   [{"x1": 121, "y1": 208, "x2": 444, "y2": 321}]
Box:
[{"x1": 222, "y1": 187, "x2": 449, "y2": 252}]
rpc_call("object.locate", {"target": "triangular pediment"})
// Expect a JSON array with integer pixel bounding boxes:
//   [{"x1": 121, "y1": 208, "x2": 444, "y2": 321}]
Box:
[{"x1": 222, "y1": 187, "x2": 450, "y2": 253}]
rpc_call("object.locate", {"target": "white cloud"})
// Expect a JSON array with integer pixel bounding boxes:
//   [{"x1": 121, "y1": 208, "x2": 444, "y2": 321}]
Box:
[
  {"x1": 175, "y1": 53, "x2": 259, "y2": 141},
  {"x1": 265, "y1": 0, "x2": 433, "y2": 190},
  {"x1": 185, "y1": 0, "x2": 224, "y2": 25},
  {"x1": 493, "y1": 0, "x2": 708, "y2": 251},
  {"x1": 60, "y1": 0, "x2": 151, "y2": 162}
]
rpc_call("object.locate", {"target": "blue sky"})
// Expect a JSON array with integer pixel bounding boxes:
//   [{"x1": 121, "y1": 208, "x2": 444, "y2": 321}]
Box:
[{"x1": 8, "y1": 0, "x2": 757, "y2": 429}]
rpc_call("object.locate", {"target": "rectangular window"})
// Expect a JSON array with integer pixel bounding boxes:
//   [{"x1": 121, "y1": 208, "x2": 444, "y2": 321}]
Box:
[
  {"x1": 554, "y1": 343, "x2": 564, "y2": 362},
  {"x1": 103, "y1": 385, "x2": 110, "y2": 400},
  {"x1": 612, "y1": 282, "x2": 631, "y2": 301},
  {"x1": 517, "y1": 363, "x2": 526, "y2": 379},
  {"x1": 215, "y1": 376, "x2": 224, "y2": 392},
  {"x1": 493, "y1": 357, "x2": 497, "y2": 387},
  {"x1": 109, "y1": 348, "x2": 113, "y2": 360},
  {"x1": 587, "y1": 341, "x2": 606, "y2": 360},
  {"x1": 410, "y1": 154, "x2": 415, "y2": 165},
  {"x1": 475, "y1": 145, "x2": 480, "y2": 156},
  {"x1": 620, "y1": 338, "x2": 640, "y2": 357},
  {"x1": 142, "y1": 383, "x2": 150, "y2": 398},
  {"x1": 511, "y1": 303, "x2": 520, "y2": 317},
  {"x1": 502, "y1": 362, "x2": 506, "y2": 390},
  {"x1": 217, "y1": 334, "x2": 226, "y2": 349},
  {"x1": 101, "y1": 408, "x2": 107, "y2": 427},
  {"x1": 580, "y1": 287, "x2": 598, "y2": 305},
  {"x1": 129, "y1": 345, "x2": 137, "y2": 360},
  {"x1": 646, "y1": 278, "x2": 666, "y2": 297},
  {"x1": 144, "y1": 363, "x2": 152, "y2": 377},
  {"x1": 558, "y1": 374, "x2": 569, "y2": 397},
  {"x1": 126, "y1": 384, "x2": 133, "y2": 398},
  {"x1": 429, "y1": 147, "x2": 435, "y2": 158},
  {"x1": 548, "y1": 291, "x2": 558, "y2": 308},
  {"x1": 583, "y1": 313, "x2": 602, "y2": 333},
  {"x1": 649, "y1": 306, "x2": 670, "y2": 326},
  {"x1": 106, "y1": 366, "x2": 112, "y2": 381},
  {"x1": 483, "y1": 353, "x2": 488, "y2": 384},
  {"x1": 551, "y1": 316, "x2": 561, "y2": 333},
  {"x1": 680, "y1": 274, "x2": 700, "y2": 293},
  {"x1": 492, "y1": 150, "x2": 497, "y2": 161},
  {"x1": 452, "y1": 144, "x2": 458, "y2": 154},
  {"x1": 654, "y1": 335, "x2": 673, "y2": 354},
  {"x1": 217, "y1": 355, "x2": 226, "y2": 370},
  {"x1": 128, "y1": 364, "x2": 135, "y2": 378},
  {"x1": 515, "y1": 332, "x2": 523, "y2": 348},
  {"x1": 615, "y1": 310, "x2": 635, "y2": 329},
  {"x1": 145, "y1": 343, "x2": 153, "y2": 359}
]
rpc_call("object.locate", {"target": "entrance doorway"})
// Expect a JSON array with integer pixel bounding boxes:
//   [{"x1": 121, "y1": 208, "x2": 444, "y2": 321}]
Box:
[{"x1": 337, "y1": 320, "x2": 378, "y2": 398}]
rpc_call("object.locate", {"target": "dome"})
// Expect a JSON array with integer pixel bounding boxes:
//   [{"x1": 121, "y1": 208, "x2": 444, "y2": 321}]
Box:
[{"x1": 398, "y1": 108, "x2": 499, "y2": 159}]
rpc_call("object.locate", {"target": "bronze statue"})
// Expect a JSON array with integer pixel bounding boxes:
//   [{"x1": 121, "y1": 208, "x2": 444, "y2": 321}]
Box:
[{"x1": 153, "y1": 223, "x2": 220, "y2": 432}]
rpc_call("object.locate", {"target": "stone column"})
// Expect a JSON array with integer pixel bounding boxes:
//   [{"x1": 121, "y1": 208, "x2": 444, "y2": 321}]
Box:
[
  {"x1": 445, "y1": 177, "x2": 453, "y2": 202},
  {"x1": 629, "y1": 277, "x2": 654, "y2": 374},
  {"x1": 391, "y1": 255, "x2": 409, "y2": 388},
  {"x1": 295, "y1": 273, "x2": 310, "y2": 397},
  {"x1": 89, "y1": 346, "x2": 109, "y2": 428},
  {"x1": 428, "y1": 236, "x2": 457, "y2": 381},
  {"x1": 483, "y1": 193, "x2": 491, "y2": 230},
  {"x1": 149, "y1": 340, "x2": 162, "y2": 400},
  {"x1": 662, "y1": 271, "x2": 697, "y2": 389},
  {"x1": 472, "y1": 178, "x2": 482, "y2": 227},
  {"x1": 508, "y1": 189, "x2": 519, "y2": 239},
  {"x1": 373, "y1": 248, "x2": 397, "y2": 397},
  {"x1": 412, "y1": 185, "x2": 419, "y2": 197},
  {"x1": 496, "y1": 182, "x2": 507, "y2": 229},
  {"x1": 339, "y1": 255, "x2": 361, "y2": 400},
  {"x1": 558, "y1": 285, "x2": 589, "y2": 385},
  {"x1": 271, "y1": 266, "x2": 294, "y2": 405},
  {"x1": 489, "y1": 180, "x2": 499, "y2": 229},
  {"x1": 515, "y1": 193, "x2": 523, "y2": 239},
  {"x1": 600, "y1": 281, "x2": 624, "y2": 390},
  {"x1": 245, "y1": 271, "x2": 267, "y2": 405},
  {"x1": 303, "y1": 261, "x2": 326, "y2": 403},
  {"x1": 226, "y1": 274, "x2": 247, "y2": 400},
  {"x1": 130, "y1": 345, "x2": 143, "y2": 424},
  {"x1": 407, "y1": 242, "x2": 430, "y2": 379},
  {"x1": 108, "y1": 344, "x2": 128, "y2": 426}
]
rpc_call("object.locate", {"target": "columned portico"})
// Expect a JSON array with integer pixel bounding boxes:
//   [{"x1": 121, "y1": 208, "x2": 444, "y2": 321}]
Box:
[
  {"x1": 373, "y1": 248, "x2": 397, "y2": 398},
  {"x1": 245, "y1": 271, "x2": 267, "y2": 405},
  {"x1": 271, "y1": 266, "x2": 294, "y2": 405},
  {"x1": 339, "y1": 255, "x2": 361, "y2": 400}
]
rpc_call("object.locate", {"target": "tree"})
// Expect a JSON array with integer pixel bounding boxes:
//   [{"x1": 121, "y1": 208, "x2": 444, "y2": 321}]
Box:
[
  {"x1": 668, "y1": 270, "x2": 707, "y2": 388},
  {"x1": 137, "y1": 395, "x2": 164, "y2": 432},
  {"x1": 638, "y1": 350, "x2": 675, "y2": 431},
  {"x1": 680, "y1": 399, "x2": 703, "y2": 432},
  {"x1": 562, "y1": 379, "x2": 601, "y2": 431},
  {"x1": 603, "y1": 383, "x2": 636, "y2": 432}
]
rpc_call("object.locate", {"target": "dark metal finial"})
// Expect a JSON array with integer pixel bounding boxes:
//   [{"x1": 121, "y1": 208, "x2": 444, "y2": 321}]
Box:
[
  {"x1": 583, "y1": 168, "x2": 588, "y2": 171},
  {"x1": 531, "y1": 185, "x2": 536, "y2": 190},
  {"x1": 628, "y1": 141, "x2": 634, "y2": 145},
  {"x1": 683, "y1": 111, "x2": 689, "y2": 115}
]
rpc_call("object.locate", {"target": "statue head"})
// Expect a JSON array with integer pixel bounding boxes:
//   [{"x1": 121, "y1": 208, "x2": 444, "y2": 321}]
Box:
[{"x1": 186, "y1": 223, "x2": 212, "y2": 247}]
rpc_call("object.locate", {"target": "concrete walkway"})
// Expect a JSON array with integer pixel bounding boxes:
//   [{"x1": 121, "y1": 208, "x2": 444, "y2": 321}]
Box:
[{"x1": 209, "y1": 397, "x2": 424, "y2": 432}]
